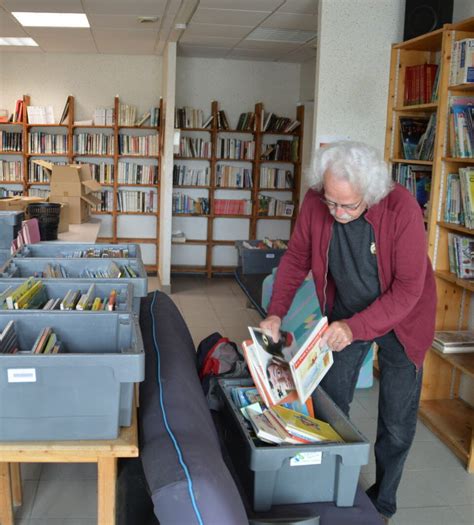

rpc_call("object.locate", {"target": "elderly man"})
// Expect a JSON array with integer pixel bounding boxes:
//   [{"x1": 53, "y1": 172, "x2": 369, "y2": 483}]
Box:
[{"x1": 260, "y1": 141, "x2": 436, "y2": 522}]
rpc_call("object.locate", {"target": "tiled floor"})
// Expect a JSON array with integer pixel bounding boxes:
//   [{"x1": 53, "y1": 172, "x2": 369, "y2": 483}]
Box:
[{"x1": 12, "y1": 275, "x2": 474, "y2": 525}]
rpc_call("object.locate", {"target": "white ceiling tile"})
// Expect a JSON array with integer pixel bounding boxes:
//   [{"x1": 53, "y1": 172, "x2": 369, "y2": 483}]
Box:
[
  {"x1": 34, "y1": 35, "x2": 97, "y2": 53},
  {"x1": 87, "y1": 14, "x2": 161, "y2": 31},
  {"x1": 277, "y1": 0, "x2": 318, "y2": 15},
  {"x1": 81, "y1": 0, "x2": 166, "y2": 17},
  {"x1": 1, "y1": 0, "x2": 84, "y2": 12},
  {"x1": 180, "y1": 33, "x2": 240, "y2": 47},
  {"x1": 235, "y1": 40, "x2": 300, "y2": 51},
  {"x1": 185, "y1": 23, "x2": 252, "y2": 38},
  {"x1": 199, "y1": 0, "x2": 283, "y2": 11},
  {"x1": 178, "y1": 43, "x2": 229, "y2": 58},
  {"x1": 283, "y1": 45, "x2": 316, "y2": 62},
  {"x1": 93, "y1": 28, "x2": 157, "y2": 54},
  {"x1": 24, "y1": 27, "x2": 91, "y2": 38},
  {"x1": 261, "y1": 12, "x2": 317, "y2": 31},
  {"x1": 191, "y1": 7, "x2": 269, "y2": 26}
]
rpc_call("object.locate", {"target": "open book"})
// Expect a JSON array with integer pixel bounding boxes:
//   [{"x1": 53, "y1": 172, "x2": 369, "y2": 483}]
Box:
[{"x1": 242, "y1": 316, "x2": 333, "y2": 408}]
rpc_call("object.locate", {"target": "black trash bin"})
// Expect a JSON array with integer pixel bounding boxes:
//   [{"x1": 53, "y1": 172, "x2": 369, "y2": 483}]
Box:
[{"x1": 27, "y1": 202, "x2": 61, "y2": 241}]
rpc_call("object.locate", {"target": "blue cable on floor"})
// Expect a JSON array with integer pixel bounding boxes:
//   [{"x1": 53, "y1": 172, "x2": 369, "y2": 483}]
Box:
[{"x1": 149, "y1": 291, "x2": 204, "y2": 525}]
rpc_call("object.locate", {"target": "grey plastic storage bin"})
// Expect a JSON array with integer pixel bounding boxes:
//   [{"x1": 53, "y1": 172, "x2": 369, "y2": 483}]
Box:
[
  {"x1": 217, "y1": 378, "x2": 370, "y2": 512},
  {"x1": 0, "y1": 312, "x2": 144, "y2": 441},
  {"x1": 0, "y1": 211, "x2": 24, "y2": 249},
  {"x1": 0, "y1": 257, "x2": 147, "y2": 315},
  {"x1": 0, "y1": 250, "x2": 10, "y2": 268},
  {"x1": 0, "y1": 280, "x2": 133, "y2": 312},
  {"x1": 235, "y1": 240, "x2": 286, "y2": 275},
  {"x1": 14, "y1": 241, "x2": 142, "y2": 260}
]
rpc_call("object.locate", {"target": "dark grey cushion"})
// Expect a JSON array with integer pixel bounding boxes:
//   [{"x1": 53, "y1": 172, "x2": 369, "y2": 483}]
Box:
[{"x1": 139, "y1": 291, "x2": 248, "y2": 525}]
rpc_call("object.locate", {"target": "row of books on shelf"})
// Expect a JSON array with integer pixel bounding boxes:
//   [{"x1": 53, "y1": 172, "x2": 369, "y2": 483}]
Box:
[
  {"x1": 261, "y1": 112, "x2": 300, "y2": 133},
  {"x1": 0, "y1": 131, "x2": 22, "y2": 152},
  {"x1": 214, "y1": 198, "x2": 252, "y2": 216},
  {"x1": 173, "y1": 165, "x2": 210, "y2": 186},
  {"x1": 258, "y1": 196, "x2": 294, "y2": 217},
  {"x1": 444, "y1": 169, "x2": 474, "y2": 227},
  {"x1": 178, "y1": 137, "x2": 212, "y2": 158},
  {"x1": 450, "y1": 38, "x2": 474, "y2": 85},
  {"x1": 0, "y1": 279, "x2": 119, "y2": 311},
  {"x1": 260, "y1": 167, "x2": 294, "y2": 189},
  {"x1": 73, "y1": 133, "x2": 114, "y2": 155},
  {"x1": 117, "y1": 163, "x2": 157, "y2": 185},
  {"x1": 0, "y1": 321, "x2": 63, "y2": 355},
  {"x1": 403, "y1": 63, "x2": 439, "y2": 106},
  {"x1": 392, "y1": 164, "x2": 431, "y2": 211},
  {"x1": 175, "y1": 107, "x2": 209, "y2": 129},
  {"x1": 449, "y1": 96, "x2": 474, "y2": 158},
  {"x1": 0, "y1": 161, "x2": 22, "y2": 182},
  {"x1": 261, "y1": 139, "x2": 299, "y2": 162},
  {"x1": 172, "y1": 194, "x2": 210, "y2": 215},
  {"x1": 118, "y1": 134, "x2": 159, "y2": 156},
  {"x1": 117, "y1": 189, "x2": 156, "y2": 213},
  {"x1": 29, "y1": 132, "x2": 68, "y2": 155},
  {"x1": 216, "y1": 166, "x2": 253, "y2": 188},
  {"x1": 242, "y1": 238, "x2": 288, "y2": 250},
  {"x1": 41, "y1": 261, "x2": 137, "y2": 279},
  {"x1": 217, "y1": 138, "x2": 256, "y2": 160},
  {"x1": 399, "y1": 114, "x2": 436, "y2": 161},
  {"x1": 447, "y1": 232, "x2": 474, "y2": 279}
]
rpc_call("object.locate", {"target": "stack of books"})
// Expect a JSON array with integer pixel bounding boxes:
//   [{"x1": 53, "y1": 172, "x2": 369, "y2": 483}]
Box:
[{"x1": 432, "y1": 330, "x2": 474, "y2": 354}]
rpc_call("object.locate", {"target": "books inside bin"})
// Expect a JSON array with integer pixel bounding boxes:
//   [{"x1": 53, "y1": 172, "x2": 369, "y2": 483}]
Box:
[
  {"x1": 236, "y1": 316, "x2": 342, "y2": 446},
  {"x1": 0, "y1": 320, "x2": 64, "y2": 354}
]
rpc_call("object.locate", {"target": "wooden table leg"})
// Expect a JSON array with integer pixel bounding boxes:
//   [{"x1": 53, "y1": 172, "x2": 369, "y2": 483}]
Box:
[
  {"x1": 0, "y1": 462, "x2": 14, "y2": 525},
  {"x1": 9, "y1": 463, "x2": 22, "y2": 507},
  {"x1": 97, "y1": 457, "x2": 117, "y2": 525}
]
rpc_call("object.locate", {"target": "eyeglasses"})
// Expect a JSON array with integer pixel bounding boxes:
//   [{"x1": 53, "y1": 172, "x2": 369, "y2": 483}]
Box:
[{"x1": 320, "y1": 196, "x2": 364, "y2": 212}]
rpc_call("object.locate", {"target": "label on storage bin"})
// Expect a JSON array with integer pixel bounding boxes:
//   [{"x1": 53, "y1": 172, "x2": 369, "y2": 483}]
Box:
[
  {"x1": 7, "y1": 368, "x2": 37, "y2": 383},
  {"x1": 265, "y1": 253, "x2": 275, "y2": 259},
  {"x1": 290, "y1": 451, "x2": 322, "y2": 467}
]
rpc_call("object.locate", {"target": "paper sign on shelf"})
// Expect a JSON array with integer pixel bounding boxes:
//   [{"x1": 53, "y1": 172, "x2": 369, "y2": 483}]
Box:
[
  {"x1": 7, "y1": 368, "x2": 37, "y2": 383},
  {"x1": 290, "y1": 451, "x2": 322, "y2": 467}
]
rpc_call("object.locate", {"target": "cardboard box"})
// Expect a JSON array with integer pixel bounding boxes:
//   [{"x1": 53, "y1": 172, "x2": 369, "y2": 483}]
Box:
[
  {"x1": 34, "y1": 161, "x2": 102, "y2": 224},
  {"x1": 57, "y1": 202, "x2": 69, "y2": 233},
  {"x1": 0, "y1": 196, "x2": 46, "y2": 212}
]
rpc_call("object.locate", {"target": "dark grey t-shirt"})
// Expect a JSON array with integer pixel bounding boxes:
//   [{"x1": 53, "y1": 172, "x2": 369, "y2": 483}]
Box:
[{"x1": 328, "y1": 213, "x2": 381, "y2": 321}]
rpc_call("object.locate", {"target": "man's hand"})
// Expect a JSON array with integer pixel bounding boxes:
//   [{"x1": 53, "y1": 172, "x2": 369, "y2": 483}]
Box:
[
  {"x1": 321, "y1": 320, "x2": 353, "y2": 352},
  {"x1": 259, "y1": 315, "x2": 282, "y2": 343}
]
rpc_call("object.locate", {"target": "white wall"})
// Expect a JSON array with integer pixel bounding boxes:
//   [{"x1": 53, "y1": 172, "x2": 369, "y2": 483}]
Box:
[
  {"x1": 0, "y1": 53, "x2": 162, "y2": 121},
  {"x1": 299, "y1": 59, "x2": 316, "y2": 197},
  {"x1": 453, "y1": 0, "x2": 474, "y2": 22},
  {"x1": 313, "y1": 0, "x2": 405, "y2": 170},
  {"x1": 176, "y1": 57, "x2": 300, "y2": 125}
]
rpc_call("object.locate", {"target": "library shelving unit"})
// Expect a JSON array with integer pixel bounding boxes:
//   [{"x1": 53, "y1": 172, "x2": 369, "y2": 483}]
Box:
[
  {"x1": 384, "y1": 17, "x2": 474, "y2": 472},
  {"x1": 172, "y1": 101, "x2": 303, "y2": 277},
  {"x1": 0, "y1": 95, "x2": 163, "y2": 273}
]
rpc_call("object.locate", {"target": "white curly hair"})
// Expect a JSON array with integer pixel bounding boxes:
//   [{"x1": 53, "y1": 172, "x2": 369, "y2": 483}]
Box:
[{"x1": 311, "y1": 141, "x2": 393, "y2": 206}]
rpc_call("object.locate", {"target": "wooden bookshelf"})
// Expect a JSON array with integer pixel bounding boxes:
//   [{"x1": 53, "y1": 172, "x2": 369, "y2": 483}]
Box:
[
  {"x1": 0, "y1": 94, "x2": 163, "y2": 273},
  {"x1": 172, "y1": 101, "x2": 303, "y2": 277},
  {"x1": 384, "y1": 17, "x2": 474, "y2": 472}
]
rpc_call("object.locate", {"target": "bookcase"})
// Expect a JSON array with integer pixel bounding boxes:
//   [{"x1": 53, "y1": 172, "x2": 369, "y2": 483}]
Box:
[
  {"x1": 384, "y1": 17, "x2": 474, "y2": 472},
  {"x1": 171, "y1": 101, "x2": 303, "y2": 277},
  {"x1": 0, "y1": 95, "x2": 163, "y2": 272}
]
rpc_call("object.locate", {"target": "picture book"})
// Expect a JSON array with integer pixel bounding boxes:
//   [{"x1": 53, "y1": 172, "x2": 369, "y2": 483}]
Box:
[
  {"x1": 243, "y1": 316, "x2": 333, "y2": 408},
  {"x1": 271, "y1": 405, "x2": 343, "y2": 443}
]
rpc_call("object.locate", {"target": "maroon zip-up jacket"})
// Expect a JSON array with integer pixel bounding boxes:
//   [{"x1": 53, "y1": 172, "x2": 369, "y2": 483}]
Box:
[{"x1": 267, "y1": 184, "x2": 437, "y2": 368}]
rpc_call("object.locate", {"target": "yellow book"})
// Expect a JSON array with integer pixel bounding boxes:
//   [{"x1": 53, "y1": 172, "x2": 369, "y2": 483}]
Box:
[
  {"x1": 271, "y1": 405, "x2": 343, "y2": 443},
  {"x1": 6, "y1": 277, "x2": 35, "y2": 309},
  {"x1": 91, "y1": 297, "x2": 102, "y2": 311},
  {"x1": 15, "y1": 281, "x2": 44, "y2": 309}
]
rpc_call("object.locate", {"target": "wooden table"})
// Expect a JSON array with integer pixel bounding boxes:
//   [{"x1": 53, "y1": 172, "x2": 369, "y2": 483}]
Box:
[{"x1": 0, "y1": 405, "x2": 138, "y2": 525}]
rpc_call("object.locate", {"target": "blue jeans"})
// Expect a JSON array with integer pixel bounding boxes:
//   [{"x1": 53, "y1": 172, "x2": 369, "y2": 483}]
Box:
[{"x1": 319, "y1": 331, "x2": 422, "y2": 518}]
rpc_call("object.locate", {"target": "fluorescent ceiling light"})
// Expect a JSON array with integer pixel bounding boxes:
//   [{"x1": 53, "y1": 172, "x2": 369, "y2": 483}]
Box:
[
  {"x1": 246, "y1": 28, "x2": 317, "y2": 44},
  {"x1": 0, "y1": 37, "x2": 38, "y2": 46},
  {"x1": 12, "y1": 12, "x2": 90, "y2": 28}
]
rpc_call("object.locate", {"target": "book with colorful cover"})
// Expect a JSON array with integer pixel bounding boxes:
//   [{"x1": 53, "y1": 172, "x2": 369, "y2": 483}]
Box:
[{"x1": 243, "y1": 316, "x2": 333, "y2": 408}]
